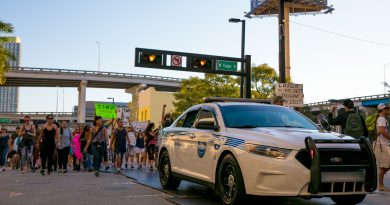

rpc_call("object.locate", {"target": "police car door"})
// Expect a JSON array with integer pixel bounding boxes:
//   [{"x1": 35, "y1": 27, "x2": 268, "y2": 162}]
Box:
[
  {"x1": 169, "y1": 108, "x2": 200, "y2": 174},
  {"x1": 188, "y1": 107, "x2": 219, "y2": 182}
]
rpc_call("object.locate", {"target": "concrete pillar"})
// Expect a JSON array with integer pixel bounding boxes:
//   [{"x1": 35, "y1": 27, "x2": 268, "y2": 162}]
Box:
[
  {"x1": 284, "y1": 5, "x2": 291, "y2": 81},
  {"x1": 77, "y1": 80, "x2": 87, "y2": 123}
]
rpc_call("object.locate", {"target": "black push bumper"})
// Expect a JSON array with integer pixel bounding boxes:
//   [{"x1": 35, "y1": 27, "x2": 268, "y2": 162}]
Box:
[{"x1": 304, "y1": 137, "x2": 377, "y2": 194}]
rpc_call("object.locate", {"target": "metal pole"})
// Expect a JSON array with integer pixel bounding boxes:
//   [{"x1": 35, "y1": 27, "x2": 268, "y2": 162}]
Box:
[
  {"x1": 279, "y1": 0, "x2": 286, "y2": 83},
  {"x1": 244, "y1": 55, "x2": 252, "y2": 99},
  {"x1": 96, "y1": 41, "x2": 101, "y2": 72},
  {"x1": 240, "y1": 20, "x2": 246, "y2": 98},
  {"x1": 385, "y1": 64, "x2": 386, "y2": 94},
  {"x1": 56, "y1": 86, "x2": 58, "y2": 121},
  {"x1": 62, "y1": 87, "x2": 65, "y2": 113}
]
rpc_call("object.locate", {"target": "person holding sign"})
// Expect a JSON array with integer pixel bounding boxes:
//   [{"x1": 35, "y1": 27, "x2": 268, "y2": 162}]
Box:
[{"x1": 273, "y1": 96, "x2": 286, "y2": 106}]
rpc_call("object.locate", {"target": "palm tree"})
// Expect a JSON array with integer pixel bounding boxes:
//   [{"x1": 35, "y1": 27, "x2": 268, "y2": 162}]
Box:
[{"x1": 0, "y1": 20, "x2": 15, "y2": 85}]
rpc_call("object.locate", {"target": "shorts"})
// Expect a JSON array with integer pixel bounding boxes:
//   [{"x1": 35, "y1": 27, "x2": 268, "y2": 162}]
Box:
[
  {"x1": 134, "y1": 147, "x2": 145, "y2": 154},
  {"x1": 126, "y1": 145, "x2": 135, "y2": 156},
  {"x1": 373, "y1": 143, "x2": 390, "y2": 168}
]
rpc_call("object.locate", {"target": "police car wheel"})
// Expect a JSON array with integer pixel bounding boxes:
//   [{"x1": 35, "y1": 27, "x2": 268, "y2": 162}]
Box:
[
  {"x1": 218, "y1": 154, "x2": 246, "y2": 205},
  {"x1": 158, "y1": 151, "x2": 181, "y2": 189},
  {"x1": 330, "y1": 194, "x2": 366, "y2": 205}
]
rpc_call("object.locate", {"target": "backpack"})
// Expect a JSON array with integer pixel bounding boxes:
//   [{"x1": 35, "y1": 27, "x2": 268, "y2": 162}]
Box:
[
  {"x1": 365, "y1": 114, "x2": 378, "y2": 132},
  {"x1": 343, "y1": 113, "x2": 364, "y2": 138}
]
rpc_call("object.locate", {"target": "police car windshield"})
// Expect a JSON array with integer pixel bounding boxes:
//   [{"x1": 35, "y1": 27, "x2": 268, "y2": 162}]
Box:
[{"x1": 220, "y1": 104, "x2": 318, "y2": 130}]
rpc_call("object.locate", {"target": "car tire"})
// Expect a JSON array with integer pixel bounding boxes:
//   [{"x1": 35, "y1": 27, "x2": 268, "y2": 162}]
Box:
[
  {"x1": 218, "y1": 154, "x2": 246, "y2": 205},
  {"x1": 330, "y1": 194, "x2": 366, "y2": 205},
  {"x1": 158, "y1": 150, "x2": 181, "y2": 189}
]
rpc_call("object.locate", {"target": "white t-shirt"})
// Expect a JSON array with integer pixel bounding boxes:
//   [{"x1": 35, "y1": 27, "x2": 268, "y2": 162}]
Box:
[
  {"x1": 376, "y1": 116, "x2": 390, "y2": 145},
  {"x1": 128, "y1": 132, "x2": 136, "y2": 146}
]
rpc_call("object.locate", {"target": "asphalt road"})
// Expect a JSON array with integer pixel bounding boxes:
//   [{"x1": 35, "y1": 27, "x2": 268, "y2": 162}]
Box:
[
  {"x1": 0, "y1": 168, "x2": 174, "y2": 205},
  {"x1": 1, "y1": 166, "x2": 389, "y2": 205}
]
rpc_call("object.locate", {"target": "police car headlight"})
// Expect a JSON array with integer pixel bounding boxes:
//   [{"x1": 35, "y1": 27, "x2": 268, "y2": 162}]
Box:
[{"x1": 244, "y1": 144, "x2": 291, "y2": 159}]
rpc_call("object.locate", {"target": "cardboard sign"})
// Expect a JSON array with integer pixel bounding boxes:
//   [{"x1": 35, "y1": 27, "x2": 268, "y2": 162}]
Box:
[
  {"x1": 95, "y1": 103, "x2": 117, "y2": 119},
  {"x1": 275, "y1": 83, "x2": 304, "y2": 107},
  {"x1": 131, "y1": 121, "x2": 149, "y2": 132},
  {"x1": 117, "y1": 108, "x2": 131, "y2": 127}
]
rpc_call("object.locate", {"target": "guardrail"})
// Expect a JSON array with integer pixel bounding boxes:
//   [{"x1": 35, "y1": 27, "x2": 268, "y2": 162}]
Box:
[
  {"x1": 0, "y1": 112, "x2": 76, "y2": 116},
  {"x1": 10, "y1": 67, "x2": 183, "y2": 82},
  {"x1": 306, "y1": 94, "x2": 390, "y2": 107}
]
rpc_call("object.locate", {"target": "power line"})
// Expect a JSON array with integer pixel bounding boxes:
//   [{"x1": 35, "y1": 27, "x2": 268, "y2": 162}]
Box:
[{"x1": 290, "y1": 20, "x2": 390, "y2": 47}]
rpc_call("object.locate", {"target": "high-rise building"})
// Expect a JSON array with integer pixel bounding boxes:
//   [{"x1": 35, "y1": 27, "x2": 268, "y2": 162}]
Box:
[{"x1": 0, "y1": 37, "x2": 21, "y2": 112}]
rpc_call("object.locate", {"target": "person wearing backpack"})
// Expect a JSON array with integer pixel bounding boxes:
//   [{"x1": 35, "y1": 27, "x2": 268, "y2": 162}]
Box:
[
  {"x1": 373, "y1": 103, "x2": 390, "y2": 192},
  {"x1": 327, "y1": 99, "x2": 368, "y2": 138},
  {"x1": 365, "y1": 113, "x2": 379, "y2": 143}
]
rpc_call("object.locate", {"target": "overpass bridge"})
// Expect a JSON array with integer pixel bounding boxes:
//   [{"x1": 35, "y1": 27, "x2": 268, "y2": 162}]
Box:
[{"x1": 3, "y1": 67, "x2": 183, "y2": 123}]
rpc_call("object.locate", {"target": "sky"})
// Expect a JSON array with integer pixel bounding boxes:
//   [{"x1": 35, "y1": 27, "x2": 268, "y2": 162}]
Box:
[{"x1": 1, "y1": 0, "x2": 390, "y2": 112}]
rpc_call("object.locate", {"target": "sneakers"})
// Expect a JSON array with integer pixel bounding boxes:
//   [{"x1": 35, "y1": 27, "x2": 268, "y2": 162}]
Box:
[
  {"x1": 95, "y1": 171, "x2": 99, "y2": 177},
  {"x1": 1, "y1": 167, "x2": 5, "y2": 171},
  {"x1": 40, "y1": 170, "x2": 45, "y2": 176},
  {"x1": 63, "y1": 169, "x2": 67, "y2": 173},
  {"x1": 105, "y1": 165, "x2": 110, "y2": 171},
  {"x1": 58, "y1": 169, "x2": 63, "y2": 173},
  {"x1": 137, "y1": 164, "x2": 142, "y2": 169},
  {"x1": 130, "y1": 165, "x2": 134, "y2": 169}
]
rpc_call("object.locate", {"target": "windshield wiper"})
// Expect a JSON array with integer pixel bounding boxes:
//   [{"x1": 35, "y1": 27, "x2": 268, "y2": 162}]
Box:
[
  {"x1": 267, "y1": 125, "x2": 305, "y2": 128},
  {"x1": 229, "y1": 125, "x2": 260, "y2": 128}
]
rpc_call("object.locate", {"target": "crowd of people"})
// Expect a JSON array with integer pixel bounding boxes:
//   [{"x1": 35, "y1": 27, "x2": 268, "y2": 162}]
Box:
[{"x1": 0, "y1": 113, "x2": 174, "y2": 177}]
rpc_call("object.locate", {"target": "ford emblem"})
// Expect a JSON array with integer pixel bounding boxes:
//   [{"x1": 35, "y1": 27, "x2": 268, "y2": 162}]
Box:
[{"x1": 330, "y1": 157, "x2": 343, "y2": 164}]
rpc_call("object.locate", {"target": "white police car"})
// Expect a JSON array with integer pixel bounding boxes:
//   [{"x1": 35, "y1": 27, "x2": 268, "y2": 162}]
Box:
[{"x1": 157, "y1": 98, "x2": 377, "y2": 205}]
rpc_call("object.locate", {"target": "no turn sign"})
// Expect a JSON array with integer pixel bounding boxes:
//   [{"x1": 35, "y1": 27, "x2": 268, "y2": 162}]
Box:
[{"x1": 171, "y1": 55, "x2": 182, "y2": 67}]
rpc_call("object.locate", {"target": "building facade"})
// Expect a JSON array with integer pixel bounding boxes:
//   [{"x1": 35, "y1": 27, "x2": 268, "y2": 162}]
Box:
[
  {"x1": 138, "y1": 87, "x2": 175, "y2": 125},
  {"x1": 0, "y1": 37, "x2": 21, "y2": 112}
]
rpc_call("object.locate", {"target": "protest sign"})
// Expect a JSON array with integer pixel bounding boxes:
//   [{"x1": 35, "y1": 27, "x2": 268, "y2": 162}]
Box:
[
  {"x1": 117, "y1": 107, "x2": 131, "y2": 127},
  {"x1": 275, "y1": 83, "x2": 304, "y2": 107},
  {"x1": 95, "y1": 103, "x2": 117, "y2": 119},
  {"x1": 131, "y1": 121, "x2": 149, "y2": 132}
]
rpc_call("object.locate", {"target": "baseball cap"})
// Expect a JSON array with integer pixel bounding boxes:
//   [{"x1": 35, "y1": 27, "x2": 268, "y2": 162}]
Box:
[
  {"x1": 274, "y1": 96, "x2": 286, "y2": 102},
  {"x1": 377, "y1": 103, "x2": 389, "y2": 110},
  {"x1": 342, "y1": 99, "x2": 354, "y2": 109}
]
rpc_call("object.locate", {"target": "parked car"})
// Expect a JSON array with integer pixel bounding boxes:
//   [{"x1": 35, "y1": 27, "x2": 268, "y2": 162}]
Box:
[{"x1": 158, "y1": 98, "x2": 377, "y2": 205}]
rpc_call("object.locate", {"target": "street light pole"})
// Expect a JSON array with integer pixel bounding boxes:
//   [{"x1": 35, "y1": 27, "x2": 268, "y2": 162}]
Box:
[
  {"x1": 107, "y1": 97, "x2": 114, "y2": 105},
  {"x1": 229, "y1": 18, "x2": 246, "y2": 98},
  {"x1": 96, "y1": 41, "x2": 101, "y2": 72}
]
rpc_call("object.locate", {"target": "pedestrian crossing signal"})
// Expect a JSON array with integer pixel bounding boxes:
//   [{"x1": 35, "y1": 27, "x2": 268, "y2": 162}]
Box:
[
  {"x1": 191, "y1": 57, "x2": 212, "y2": 69},
  {"x1": 140, "y1": 53, "x2": 162, "y2": 65}
]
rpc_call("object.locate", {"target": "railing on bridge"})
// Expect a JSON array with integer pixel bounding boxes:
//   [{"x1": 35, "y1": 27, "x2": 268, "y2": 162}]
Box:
[
  {"x1": 10, "y1": 67, "x2": 183, "y2": 82},
  {"x1": 306, "y1": 94, "x2": 390, "y2": 107}
]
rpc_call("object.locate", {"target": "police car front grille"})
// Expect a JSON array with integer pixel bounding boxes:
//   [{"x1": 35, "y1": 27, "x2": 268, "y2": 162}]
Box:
[
  {"x1": 295, "y1": 149, "x2": 370, "y2": 171},
  {"x1": 320, "y1": 182, "x2": 364, "y2": 193}
]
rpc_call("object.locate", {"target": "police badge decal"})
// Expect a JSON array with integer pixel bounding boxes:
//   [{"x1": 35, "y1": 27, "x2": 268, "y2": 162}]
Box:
[{"x1": 197, "y1": 141, "x2": 206, "y2": 158}]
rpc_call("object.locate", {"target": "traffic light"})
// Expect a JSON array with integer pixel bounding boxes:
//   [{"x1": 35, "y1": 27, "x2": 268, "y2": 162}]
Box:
[
  {"x1": 140, "y1": 53, "x2": 162, "y2": 65},
  {"x1": 190, "y1": 57, "x2": 212, "y2": 69}
]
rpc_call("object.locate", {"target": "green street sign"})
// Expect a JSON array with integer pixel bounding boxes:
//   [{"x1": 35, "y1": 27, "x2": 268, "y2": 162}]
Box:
[
  {"x1": 0, "y1": 118, "x2": 11, "y2": 123},
  {"x1": 216, "y1": 60, "x2": 238, "y2": 71}
]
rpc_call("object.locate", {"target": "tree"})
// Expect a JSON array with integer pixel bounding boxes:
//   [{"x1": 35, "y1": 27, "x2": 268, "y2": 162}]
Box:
[
  {"x1": 173, "y1": 74, "x2": 239, "y2": 117},
  {"x1": 251, "y1": 63, "x2": 279, "y2": 99},
  {"x1": 0, "y1": 20, "x2": 15, "y2": 85}
]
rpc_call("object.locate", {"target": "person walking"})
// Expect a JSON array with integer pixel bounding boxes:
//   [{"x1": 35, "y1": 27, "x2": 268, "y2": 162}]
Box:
[
  {"x1": 72, "y1": 125, "x2": 82, "y2": 171},
  {"x1": 134, "y1": 131, "x2": 146, "y2": 169},
  {"x1": 373, "y1": 103, "x2": 390, "y2": 192},
  {"x1": 57, "y1": 120, "x2": 73, "y2": 173},
  {"x1": 8, "y1": 127, "x2": 20, "y2": 169},
  {"x1": 111, "y1": 119, "x2": 130, "y2": 173},
  {"x1": 144, "y1": 123, "x2": 159, "y2": 170},
  {"x1": 80, "y1": 124, "x2": 92, "y2": 172},
  {"x1": 19, "y1": 115, "x2": 36, "y2": 174},
  {"x1": 0, "y1": 127, "x2": 11, "y2": 171},
  {"x1": 38, "y1": 115, "x2": 60, "y2": 175},
  {"x1": 327, "y1": 99, "x2": 368, "y2": 138},
  {"x1": 84, "y1": 116, "x2": 109, "y2": 177},
  {"x1": 125, "y1": 126, "x2": 136, "y2": 169}
]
